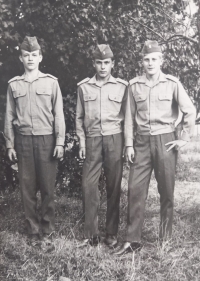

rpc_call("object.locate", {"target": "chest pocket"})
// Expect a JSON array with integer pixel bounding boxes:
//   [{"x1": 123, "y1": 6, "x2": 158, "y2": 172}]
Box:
[
  {"x1": 36, "y1": 88, "x2": 52, "y2": 108},
  {"x1": 134, "y1": 94, "x2": 147, "y2": 111},
  {"x1": 13, "y1": 89, "x2": 27, "y2": 108},
  {"x1": 158, "y1": 93, "x2": 172, "y2": 101},
  {"x1": 158, "y1": 93, "x2": 173, "y2": 110},
  {"x1": 108, "y1": 92, "x2": 123, "y2": 103},
  {"x1": 83, "y1": 93, "x2": 97, "y2": 102},
  {"x1": 108, "y1": 92, "x2": 124, "y2": 113},
  {"x1": 83, "y1": 93, "x2": 98, "y2": 119}
]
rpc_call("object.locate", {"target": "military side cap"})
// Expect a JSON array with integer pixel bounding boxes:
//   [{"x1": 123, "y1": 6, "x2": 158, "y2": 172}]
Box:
[
  {"x1": 93, "y1": 44, "x2": 113, "y2": 59},
  {"x1": 142, "y1": 40, "x2": 162, "y2": 54},
  {"x1": 20, "y1": 36, "x2": 41, "y2": 52}
]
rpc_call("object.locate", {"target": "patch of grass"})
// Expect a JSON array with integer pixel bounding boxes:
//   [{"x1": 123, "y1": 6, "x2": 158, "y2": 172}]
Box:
[
  {"x1": 1, "y1": 180, "x2": 200, "y2": 281},
  {"x1": 1, "y1": 138, "x2": 200, "y2": 280}
]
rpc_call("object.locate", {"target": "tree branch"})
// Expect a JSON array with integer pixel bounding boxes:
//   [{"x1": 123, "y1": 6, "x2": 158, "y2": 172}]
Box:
[
  {"x1": 148, "y1": 3, "x2": 188, "y2": 29},
  {"x1": 127, "y1": 16, "x2": 198, "y2": 45},
  {"x1": 166, "y1": 34, "x2": 198, "y2": 44},
  {"x1": 127, "y1": 15, "x2": 165, "y2": 40}
]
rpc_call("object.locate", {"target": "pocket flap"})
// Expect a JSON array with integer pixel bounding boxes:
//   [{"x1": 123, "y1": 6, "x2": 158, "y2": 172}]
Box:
[
  {"x1": 134, "y1": 94, "x2": 147, "y2": 102},
  {"x1": 83, "y1": 93, "x2": 97, "y2": 101},
  {"x1": 13, "y1": 90, "x2": 26, "y2": 98},
  {"x1": 159, "y1": 94, "x2": 172, "y2": 101},
  {"x1": 109, "y1": 93, "x2": 123, "y2": 102},
  {"x1": 37, "y1": 88, "x2": 51, "y2": 95}
]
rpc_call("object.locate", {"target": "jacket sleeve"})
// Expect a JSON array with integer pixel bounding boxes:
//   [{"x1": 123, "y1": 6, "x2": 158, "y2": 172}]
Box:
[
  {"x1": 4, "y1": 84, "x2": 16, "y2": 149},
  {"x1": 124, "y1": 84, "x2": 136, "y2": 147},
  {"x1": 52, "y1": 80, "x2": 66, "y2": 146},
  {"x1": 76, "y1": 86, "x2": 86, "y2": 148},
  {"x1": 174, "y1": 81, "x2": 196, "y2": 141}
]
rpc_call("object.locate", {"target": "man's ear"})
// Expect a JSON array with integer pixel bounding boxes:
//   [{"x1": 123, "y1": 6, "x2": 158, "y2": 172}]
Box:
[
  {"x1": 39, "y1": 55, "x2": 43, "y2": 63},
  {"x1": 111, "y1": 60, "x2": 115, "y2": 68},
  {"x1": 92, "y1": 60, "x2": 95, "y2": 68}
]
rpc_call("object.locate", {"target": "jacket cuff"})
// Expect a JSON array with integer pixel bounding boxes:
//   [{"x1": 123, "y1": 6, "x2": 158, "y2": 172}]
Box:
[
  {"x1": 56, "y1": 138, "x2": 65, "y2": 146},
  {"x1": 6, "y1": 142, "x2": 14, "y2": 149},
  {"x1": 125, "y1": 138, "x2": 134, "y2": 147},
  {"x1": 181, "y1": 132, "x2": 190, "y2": 142},
  {"x1": 5, "y1": 136, "x2": 14, "y2": 149},
  {"x1": 79, "y1": 139, "x2": 86, "y2": 148}
]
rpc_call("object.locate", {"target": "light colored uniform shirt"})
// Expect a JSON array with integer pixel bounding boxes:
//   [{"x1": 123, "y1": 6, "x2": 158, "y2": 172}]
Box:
[
  {"x1": 76, "y1": 75, "x2": 128, "y2": 147},
  {"x1": 124, "y1": 71, "x2": 196, "y2": 146},
  {"x1": 4, "y1": 71, "x2": 65, "y2": 148}
]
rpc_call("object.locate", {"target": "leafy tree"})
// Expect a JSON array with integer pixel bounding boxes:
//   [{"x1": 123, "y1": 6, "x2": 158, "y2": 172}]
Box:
[{"x1": 0, "y1": 0, "x2": 199, "y2": 192}]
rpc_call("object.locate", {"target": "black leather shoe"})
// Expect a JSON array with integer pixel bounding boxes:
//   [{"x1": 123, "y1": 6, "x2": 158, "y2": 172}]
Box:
[
  {"x1": 114, "y1": 242, "x2": 142, "y2": 256},
  {"x1": 104, "y1": 235, "x2": 118, "y2": 248},
  {"x1": 89, "y1": 236, "x2": 100, "y2": 246},
  {"x1": 42, "y1": 233, "x2": 55, "y2": 245},
  {"x1": 77, "y1": 236, "x2": 101, "y2": 248},
  {"x1": 27, "y1": 233, "x2": 41, "y2": 246}
]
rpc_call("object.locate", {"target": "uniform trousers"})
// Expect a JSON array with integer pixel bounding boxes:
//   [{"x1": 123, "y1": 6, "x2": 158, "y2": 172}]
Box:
[
  {"x1": 126, "y1": 132, "x2": 178, "y2": 242},
  {"x1": 15, "y1": 134, "x2": 57, "y2": 234},
  {"x1": 82, "y1": 133, "x2": 123, "y2": 238}
]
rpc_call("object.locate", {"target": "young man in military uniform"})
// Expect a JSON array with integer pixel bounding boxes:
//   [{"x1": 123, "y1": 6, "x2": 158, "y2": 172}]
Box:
[
  {"x1": 115, "y1": 40, "x2": 196, "y2": 255},
  {"x1": 4, "y1": 36, "x2": 65, "y2": 242},
  {"x1": 76, "y1": 44, "x2": 128, "y2": 247}
]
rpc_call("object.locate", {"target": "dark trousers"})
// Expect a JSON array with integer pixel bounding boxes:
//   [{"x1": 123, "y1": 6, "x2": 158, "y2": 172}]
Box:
[
  {"x1": 15, "y1": 134, "x2": 57, "y2": 234},
  {"x1": 126, "y1": 133, "x2": 178, "y2": 242},
  {"x1": 82, "y1": 133, "x2": 123, "y2": 238}
]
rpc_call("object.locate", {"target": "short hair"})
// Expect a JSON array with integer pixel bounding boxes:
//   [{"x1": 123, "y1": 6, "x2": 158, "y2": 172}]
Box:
[
  {"x1": 142, "y1": 52, "x2": 163, "y2": 60},
  {"x1": 93, "y1": 57, "x2": 115, "y2": 62},
  {"x1": 19, "y1": 48, "x2": 42, "y2": 56}
]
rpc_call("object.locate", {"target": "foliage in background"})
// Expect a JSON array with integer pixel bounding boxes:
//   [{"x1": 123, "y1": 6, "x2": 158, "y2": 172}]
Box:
[{"x1": 0, "y1": 0, "x2": 199, "y2": 192}]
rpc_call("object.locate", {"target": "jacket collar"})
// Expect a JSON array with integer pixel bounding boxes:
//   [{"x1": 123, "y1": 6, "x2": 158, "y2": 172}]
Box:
[
  {"x1": 21, "y1": 71, "x2": 45, "y2": 82},
  {"x1": 139, "y1": 71, "x2": 167, "y2": 87},
  {"x1": 88, "y1": 74, "x2": 117, "y2": 85}
]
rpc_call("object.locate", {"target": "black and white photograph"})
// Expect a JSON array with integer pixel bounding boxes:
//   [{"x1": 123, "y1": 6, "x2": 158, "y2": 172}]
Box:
[{"x1": 0, "y1": 0, "x2": 199, "y2": 280}]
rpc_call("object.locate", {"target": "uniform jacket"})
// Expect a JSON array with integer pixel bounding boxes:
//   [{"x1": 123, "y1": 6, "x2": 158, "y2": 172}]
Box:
[
  {"x1": 76, "y1": 75, "x2": 128, "y2": 147},
  {"x1": 4, "y1": 71, "x2": 65, "y2": 148},
  {"x1": 124, "y1": 72, "x2": 196, "y2": 146}
]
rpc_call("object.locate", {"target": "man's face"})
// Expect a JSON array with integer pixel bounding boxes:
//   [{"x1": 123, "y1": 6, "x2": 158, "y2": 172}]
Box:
[
  {"x1": 19, "y1": 50, "x2": 42, "y2": 71},
  {"x1": 93, "y1": 58, "x2": 114, "y2": 79},
  {"x1": 143, "y1": 52, "x2": 162, "y2": 76}
]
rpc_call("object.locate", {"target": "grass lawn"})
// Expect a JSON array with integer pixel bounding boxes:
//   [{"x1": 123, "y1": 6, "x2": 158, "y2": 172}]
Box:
[{"x1": 0, "y1": 137, "x2": 200, "y2": 281}]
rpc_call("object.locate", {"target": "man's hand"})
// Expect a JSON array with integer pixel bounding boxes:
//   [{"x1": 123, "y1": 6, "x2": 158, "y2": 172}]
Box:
[
  {"x1": 53, "y1": 145, "x2": 64, "y2": 159},
  {"x1": 165, "y1": 140, "x2": 187, "y2": 152},
  {"x1": 79, "y1": 147, "x2": 86, "y2": 159},
  {"x1": 7, "y1": 148, "x2": 18, "y2": 163},
  {"x1": 125, "y1": 147, "x2": 135, "y2": 163}
]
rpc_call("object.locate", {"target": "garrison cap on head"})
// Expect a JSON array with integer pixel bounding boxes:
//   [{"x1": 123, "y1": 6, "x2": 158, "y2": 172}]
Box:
[
  {"x1": 93, "y1": 44, "x2": 113, "y2": 60},
  {"x1": 20, "y1": 36, "x2": 41, "y2": 52},
  {"x1": 142, "y1": 40, "x2": 162, "y2": 54}
]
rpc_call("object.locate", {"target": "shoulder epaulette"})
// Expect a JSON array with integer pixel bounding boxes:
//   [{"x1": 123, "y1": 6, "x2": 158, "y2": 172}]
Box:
[
  {"x1": 116, "y1": 78, "x2": 128, "y2": 86},
  {"x1": 77, "y1": 77, "x2": 90, "y2": 86},
  {"x1": 46, "y1": 74, "x2": 58, "y2": 80},
  {"x1": 166, "y1": 74, "x2": 179, "y2": 83},
  {"x1": 8, "y1": 76, "x2": 22, "y2": 83},
  {"x1": 129, "y1": 77, "x2": 141, "y2": 85}
]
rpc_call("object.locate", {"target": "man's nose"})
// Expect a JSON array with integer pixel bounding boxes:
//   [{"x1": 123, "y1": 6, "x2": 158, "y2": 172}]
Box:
[
  {"x1": 101, "y1": 63, "x2": 105, "y2": 69},
  {"x1": 148, "y1": 60, "x2": 152, "y2": 65},
  {"x1": 28, "y1": 55, "x2": 33, "y2": 60}
]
